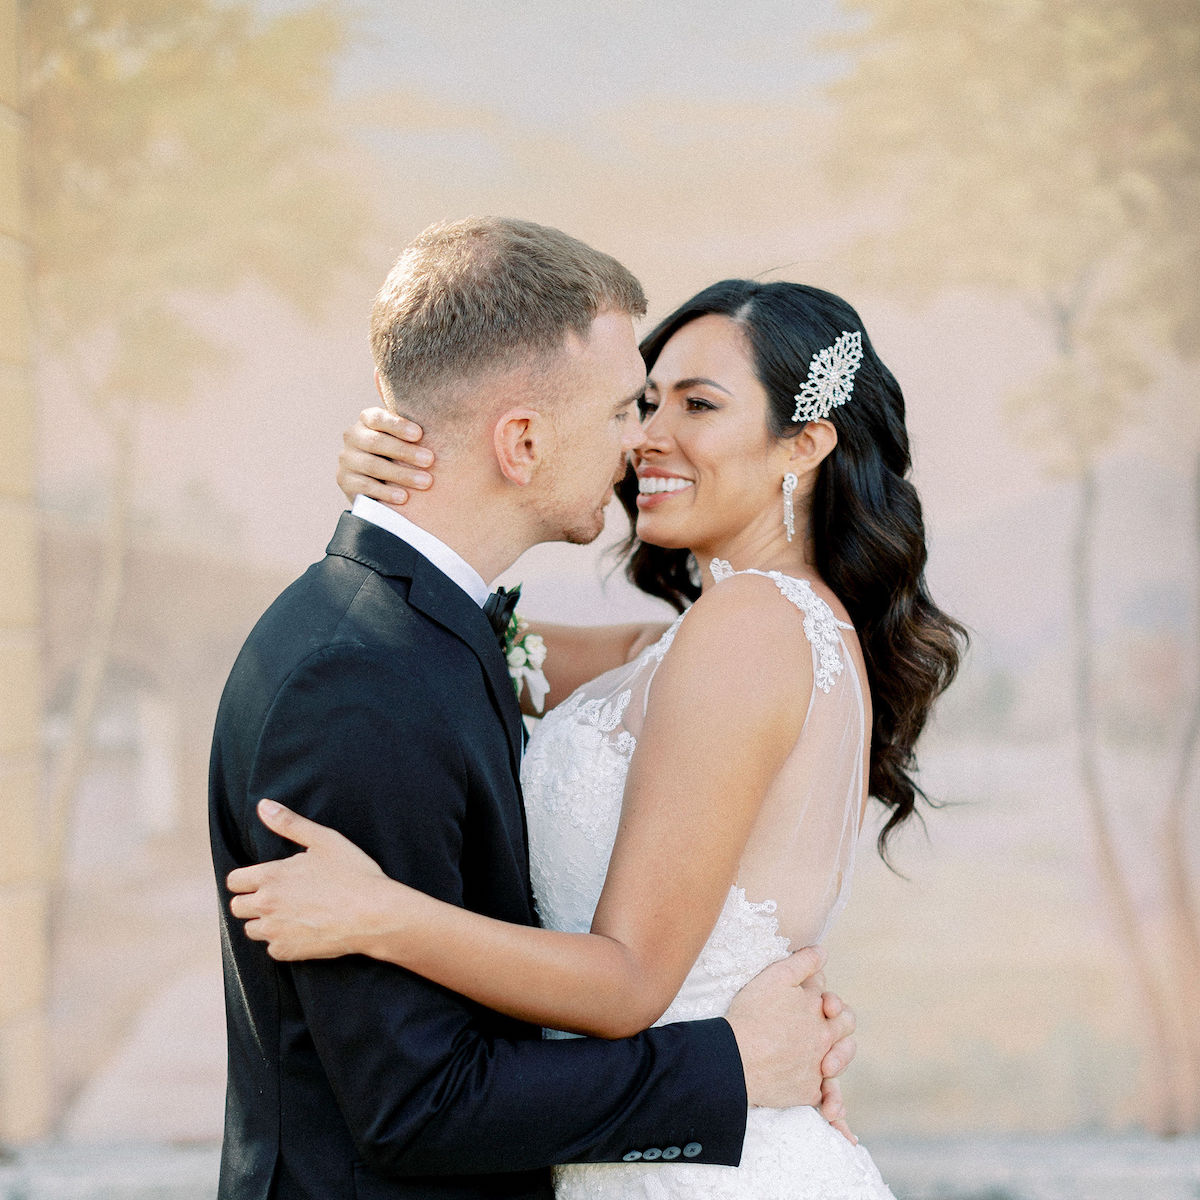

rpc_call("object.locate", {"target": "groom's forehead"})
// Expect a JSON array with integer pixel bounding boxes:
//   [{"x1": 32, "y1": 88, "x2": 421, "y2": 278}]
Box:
[
  {"x1": 570, "y1": 310, "x2": 644, "y2": 376},
  {"x1": 556, "y1": 355, "x2": 646, "y2": 418}
]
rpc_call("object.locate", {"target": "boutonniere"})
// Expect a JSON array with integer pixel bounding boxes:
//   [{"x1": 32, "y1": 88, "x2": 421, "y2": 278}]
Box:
[{"x1": 503, "y1": 612, "x2": 549, "y2": 713}]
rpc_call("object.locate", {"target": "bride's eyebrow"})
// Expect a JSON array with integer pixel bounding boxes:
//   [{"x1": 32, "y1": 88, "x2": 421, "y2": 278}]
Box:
[{"x1": 669, "y1": 376, "x2": 734, "y2": 397}]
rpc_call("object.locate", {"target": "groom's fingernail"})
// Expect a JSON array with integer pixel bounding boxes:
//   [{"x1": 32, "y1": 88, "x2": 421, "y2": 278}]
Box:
[{"x1": 260, "y1": 799, "x2": 281, "y2": 817}]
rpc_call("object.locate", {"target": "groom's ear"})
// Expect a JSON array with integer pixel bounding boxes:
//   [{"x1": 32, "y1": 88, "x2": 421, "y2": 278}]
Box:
[{"x1": 492, "y1": 407, "x2": 544, "y2": 486}]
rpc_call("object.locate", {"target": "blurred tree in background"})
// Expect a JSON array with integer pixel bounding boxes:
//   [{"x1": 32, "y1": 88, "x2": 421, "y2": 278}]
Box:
[
  {"x1": 26, "y1": 0, "x2": 370, "y2": 920},
  {"x1": 826, "y1": 0, "x2": 1200, "y2": 1131}
]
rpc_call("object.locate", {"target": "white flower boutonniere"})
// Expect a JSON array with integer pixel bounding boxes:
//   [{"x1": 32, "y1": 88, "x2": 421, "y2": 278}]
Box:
[{"x1": 502, "y1": 612, "x2": 549, "y2": 713}]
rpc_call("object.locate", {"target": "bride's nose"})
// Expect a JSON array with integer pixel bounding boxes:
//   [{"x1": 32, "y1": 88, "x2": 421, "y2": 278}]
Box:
[{"x1": 638, "y1": 406, "x2": 673, "y2": 454}]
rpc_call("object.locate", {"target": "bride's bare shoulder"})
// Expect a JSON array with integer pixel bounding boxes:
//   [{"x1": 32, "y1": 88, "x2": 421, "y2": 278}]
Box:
[
  {"x1": 687, "y1": 571, "x2": 813, "y2": 639},
  {"x1": 659, "y1": 574, "x2": 814, "y2": 699}
]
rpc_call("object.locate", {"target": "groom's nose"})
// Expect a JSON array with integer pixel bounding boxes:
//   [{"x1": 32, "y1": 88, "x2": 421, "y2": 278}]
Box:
[{"x1": 620, "y1": 417, "x2": 646, "y2": 456}]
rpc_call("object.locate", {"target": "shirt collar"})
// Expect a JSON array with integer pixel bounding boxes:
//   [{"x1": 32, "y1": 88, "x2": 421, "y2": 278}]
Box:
[{"x1": 351, "y1": 495, "x2": 489, "y2": 608}]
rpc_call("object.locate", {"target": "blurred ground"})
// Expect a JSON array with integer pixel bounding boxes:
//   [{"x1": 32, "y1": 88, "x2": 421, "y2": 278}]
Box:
[{"x1": 2, "y1": 1136, "x2": 1199, "y2": 1200}]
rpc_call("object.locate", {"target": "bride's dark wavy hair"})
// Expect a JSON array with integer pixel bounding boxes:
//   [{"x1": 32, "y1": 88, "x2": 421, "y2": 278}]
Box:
[{"x1": 616, "y1": 279, "x2": 967, "y2": 858}]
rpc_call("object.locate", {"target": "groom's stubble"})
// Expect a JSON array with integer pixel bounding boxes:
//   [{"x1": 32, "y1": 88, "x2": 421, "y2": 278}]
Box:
[{"x1": 521, "y1": 309, "x2": 647, "y2": 551}]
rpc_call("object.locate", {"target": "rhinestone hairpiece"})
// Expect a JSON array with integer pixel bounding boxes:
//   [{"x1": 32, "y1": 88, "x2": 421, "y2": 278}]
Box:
[{"x1": 791, "y1": 330, "x2": 863, "y2": 424}]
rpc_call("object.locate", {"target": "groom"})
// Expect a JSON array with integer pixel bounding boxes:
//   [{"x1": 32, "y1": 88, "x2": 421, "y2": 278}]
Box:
[{"x1": 209, "y1": 217, "x2": 855, "y2": 1199}]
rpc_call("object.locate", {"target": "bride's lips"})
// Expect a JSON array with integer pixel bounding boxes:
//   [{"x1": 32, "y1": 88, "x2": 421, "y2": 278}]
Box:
[{"x1": 635, "y1": 468, "x2": 694, "y2": 510}]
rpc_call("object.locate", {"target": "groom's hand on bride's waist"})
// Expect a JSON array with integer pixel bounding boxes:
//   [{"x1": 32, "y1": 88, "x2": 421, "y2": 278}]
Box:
[
  {"x1": 724, "y1": 946, "x2": 857, "y2": 1111},
  {"x1": 819, "y1": 1077, "x2": 859, "y2": 1145}
]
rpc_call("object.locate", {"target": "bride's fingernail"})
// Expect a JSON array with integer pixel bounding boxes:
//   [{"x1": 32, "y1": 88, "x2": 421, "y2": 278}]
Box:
[
  {"x1": 415, "y1": 449, "x2": 434, "y2": 467},
  {"x1": 260, "y1": 799, "x2": 281, "y2": 817}
]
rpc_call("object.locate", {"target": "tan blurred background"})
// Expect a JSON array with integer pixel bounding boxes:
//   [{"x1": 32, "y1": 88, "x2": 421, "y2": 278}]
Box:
[{"x1": 1, "y1": 0, "x2": 1198, "y2": 1170}]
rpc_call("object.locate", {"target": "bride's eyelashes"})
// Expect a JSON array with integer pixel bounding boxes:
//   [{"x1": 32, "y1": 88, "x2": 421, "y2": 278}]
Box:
[{"x1": 636, "y1": 395, "x2": 720, "y2": 419}]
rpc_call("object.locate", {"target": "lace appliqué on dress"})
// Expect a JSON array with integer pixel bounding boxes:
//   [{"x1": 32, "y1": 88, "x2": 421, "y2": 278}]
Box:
[
  {"x1": 657, "y1": 887, "x2": 790, "y2": 1023},
  {"x1": 554, "y1": 687, "x2": 637, "y2": 759},
  {"x1": 709, "y1": 559, "x2": 849, "y2": 694},
  {"x1": 648, "y1": 612, "x2": 686, "y2": 662}
]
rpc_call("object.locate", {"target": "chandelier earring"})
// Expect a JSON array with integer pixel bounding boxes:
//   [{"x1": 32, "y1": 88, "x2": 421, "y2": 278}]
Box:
[{"x1": 782, "y1": 472, "x2": 798, "y2": 542}]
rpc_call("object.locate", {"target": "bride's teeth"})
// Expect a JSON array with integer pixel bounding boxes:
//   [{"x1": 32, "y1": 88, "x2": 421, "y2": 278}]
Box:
[{"x1": 638, "y1": 477, "x2": 693, "y2": 495}]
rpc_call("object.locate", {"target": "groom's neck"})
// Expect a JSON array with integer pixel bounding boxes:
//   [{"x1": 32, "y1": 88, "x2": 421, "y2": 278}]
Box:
[{"x1": 390, "y1": 485, "x2": 534, "y2": 586}]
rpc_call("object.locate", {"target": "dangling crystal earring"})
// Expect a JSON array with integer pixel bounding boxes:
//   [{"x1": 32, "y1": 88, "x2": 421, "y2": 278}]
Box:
[{"x1": 782, "y1": 473, "x2": 798, "y2": 542}]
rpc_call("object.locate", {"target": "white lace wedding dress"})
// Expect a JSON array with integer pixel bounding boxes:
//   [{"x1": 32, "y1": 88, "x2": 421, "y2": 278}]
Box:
[{"x1": 521, "y1": 561, "x2": 895, "y2": 1200}]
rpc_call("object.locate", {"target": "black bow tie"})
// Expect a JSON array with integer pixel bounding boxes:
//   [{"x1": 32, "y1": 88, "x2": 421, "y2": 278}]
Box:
[{"x1": 483, "y1": 585, "x2": 521, "y2": 648}]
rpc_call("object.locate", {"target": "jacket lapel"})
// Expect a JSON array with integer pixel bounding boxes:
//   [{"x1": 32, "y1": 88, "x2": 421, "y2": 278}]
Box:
[
  {"x1": 325, "y1": 513, "x2": 526, "y2": 777},
  {"x1": 406, "y1": 568, "x2": 526, "y2": 778}
]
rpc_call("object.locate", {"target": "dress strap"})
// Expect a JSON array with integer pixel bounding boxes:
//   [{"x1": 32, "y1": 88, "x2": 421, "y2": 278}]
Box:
[
  {"x1": 709, "y1": 558, "x2": 849, "y2": 693},
  {"x1": 647, "y1": 612, "x2": 686, "y2": 663}
]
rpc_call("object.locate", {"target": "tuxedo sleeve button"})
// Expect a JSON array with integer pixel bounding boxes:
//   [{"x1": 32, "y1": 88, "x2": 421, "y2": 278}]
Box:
[
  {"x1": 661, "y1": 1146, "x2": 681, "y2": 1160},
  {"x1": 622, "y1": 1151, "x2": 642, "y2": 1162},
  {"x1": 641, "y1": 1147, "x2": 662, "y2": 1160},
  {"x1": 682, "y1": 1142, "x2": 702, "y2": 1158}
]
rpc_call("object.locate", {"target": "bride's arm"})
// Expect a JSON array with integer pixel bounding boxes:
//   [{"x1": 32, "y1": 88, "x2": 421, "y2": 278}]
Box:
[
  {"x1": 229, "y1": 575, "x2": 806, "y2": 1038},
  {"x1": 338, "y1": 407, "x2": 670, "y2": 705}
]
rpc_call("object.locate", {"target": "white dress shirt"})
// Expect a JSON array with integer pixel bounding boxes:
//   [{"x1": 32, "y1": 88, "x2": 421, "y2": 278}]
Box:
[{"x1": 351, "y1": 495, "x2": 489, "y2": 607}]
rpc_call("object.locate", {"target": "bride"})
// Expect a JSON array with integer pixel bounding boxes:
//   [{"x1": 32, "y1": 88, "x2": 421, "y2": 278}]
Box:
[{"x1": 229, "y1": 279, "x2": 965, "y2": 1198}]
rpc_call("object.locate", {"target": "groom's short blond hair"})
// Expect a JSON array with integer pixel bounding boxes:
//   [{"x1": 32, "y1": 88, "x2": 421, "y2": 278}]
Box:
[{"x1": 370, "y1": 217, "x2": 646, "y2": 424}]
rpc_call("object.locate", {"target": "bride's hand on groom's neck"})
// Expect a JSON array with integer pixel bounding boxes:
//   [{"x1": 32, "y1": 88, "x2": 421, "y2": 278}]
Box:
[{"x1": 338, "y1": 406, "x2": 434, "y2": 507}]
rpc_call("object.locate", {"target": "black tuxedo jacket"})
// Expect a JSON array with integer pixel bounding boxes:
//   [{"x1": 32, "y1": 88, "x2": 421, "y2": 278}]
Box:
[{"x1": 209, "y1": 514, "x2": 748, "y2": 1199}]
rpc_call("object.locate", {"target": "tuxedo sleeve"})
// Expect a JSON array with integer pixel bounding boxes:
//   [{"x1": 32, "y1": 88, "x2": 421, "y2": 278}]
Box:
[{"x1": 245, "y1": 644, "x2": 748, "y2": 1177}]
